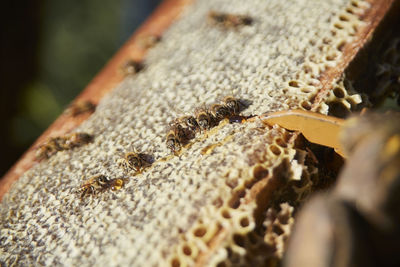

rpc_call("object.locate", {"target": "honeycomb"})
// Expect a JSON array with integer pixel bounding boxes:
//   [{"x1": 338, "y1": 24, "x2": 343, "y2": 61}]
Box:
[
  {"x1": 317, "y1": 76, "x2": 363, "y2": 118},
  {"x1": 344, "y1": 2, "x2": 400, "y2": 111},
  {"x1": 0, "y1": 0, "x2": 372, "y2": 266},
  {"x1": 211, "y1": 203, "x2": 296, "y2": 267}
]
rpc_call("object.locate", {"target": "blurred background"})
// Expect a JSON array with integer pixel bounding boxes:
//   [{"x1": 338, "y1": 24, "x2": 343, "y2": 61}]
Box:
[{"x1": 0, "y1": 0, "x2": 162, "y2": 177}]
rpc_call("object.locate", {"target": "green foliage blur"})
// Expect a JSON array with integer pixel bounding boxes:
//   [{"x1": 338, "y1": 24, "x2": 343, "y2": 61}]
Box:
[
  {"x1": 0, "y1": 0, "x2": 161, "y2": 176},
  {"x1": 13, "y1": 0, "x2": 122, "y2": 144}
]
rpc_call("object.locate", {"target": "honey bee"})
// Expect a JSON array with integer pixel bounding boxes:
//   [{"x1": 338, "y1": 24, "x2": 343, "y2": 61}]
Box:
[
  {"x1": 120, "y1": 59, "x2": 143, "y2": 76},
  {"x1": 209, "y1": 103, "x2": 231, "y2": 121},
  {"x1": 172, "y1": 115, "x2": 199, "y2": 132},
  {"x1": 65, "y1": 100, "x2": 96, "y2": 117},
  {"x1": 35, "y1": 136, "x2": 67, "y2": 160},
  {"x1": 166, "y1": 123, "x2": 191, "y2": 153},
  {"x1": 64, "y1": 132, "x2": 93, "y2": 148},
  {"x1": 79, "y1": 174, "x2": 125, "y2": 198},
  {"x1": 165, "y1": 115, "x2": 199, "y2": 154},
  {"x1": 208, "y1": 11, "x2": 253, "y2": 28},
  {"x1": 35, "y1": 140, "x2": 57, "y2": 160},
  {"x1": 35, "y1": 132, "x2": 93, "y2": 160},
  {"x1": 123, "y1": 151, "x2": 152, "y2": 172},
  {"x1": 137, "y1": 34, "x2": 161, "y2": 49},
  {"x1": 223, "y1": 96, "x2": 242, "y2": 114},
  {"x1": 183, "y1": 115, "x2": 200, "y2": 131},
  {"x1": 166, "y1": 129, "x2": 181, "y2": 153},
  {"x1": 195, "y1": 108, "x2": 214, "y2": 131}
]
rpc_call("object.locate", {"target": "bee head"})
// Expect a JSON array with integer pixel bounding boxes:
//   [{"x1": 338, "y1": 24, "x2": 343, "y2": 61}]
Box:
[
  {"x1": 97, "y1": 175, "x2": 110, "y2": 185},
  {"x1": 126, "y1": 153, "x2": 140, "y2": 168},
  {"x1": 186, "y1": 116, "x2": 199, "y2": 129}
]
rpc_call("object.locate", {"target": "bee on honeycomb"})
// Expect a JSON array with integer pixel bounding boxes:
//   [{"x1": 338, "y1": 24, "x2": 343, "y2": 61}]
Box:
[
  {"x1": 174, "y1": 115, "x2": 200, "y2": 132},
  {"x1": 165, "y1": 123, "x2": 194, "y2": 153},
  {"x1": 208, "y1": 11, "x2": 253, "y2": 28},
  {"x1": 120, "y1": 59, "x2": 144, "y2": 76},
  {"x1": 35, "y1": 132, "x2": 93, "y2": 160},
  {"x1": 63, "y1": 133, "x2": 93, "y2": 149},
  {"x1": 194, "y1": 107, "x2": 215, "y2": 131},
  {"x1": 223, "y1": 96, "x2": 242, "y2": 114},
  {"x1": 137, "y1": 34, "x2": 162, "y2": 49},
  {"x1": 209, "y1": 103, "x2": 231, "y2": 122},
  {"x1": 65, "y1": 100, "x2": 96, "y2": 117},
  {"x1": 120, "y1": 151, "x2": 153, "y2": 173},
  {"x1": 79, "y1": 174, "x2": 125, "y2": 198}
]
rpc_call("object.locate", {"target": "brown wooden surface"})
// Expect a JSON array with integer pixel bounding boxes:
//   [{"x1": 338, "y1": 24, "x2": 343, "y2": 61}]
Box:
[{"x1": 0, "y1": 0, "x2": 192, "y2": 201}]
